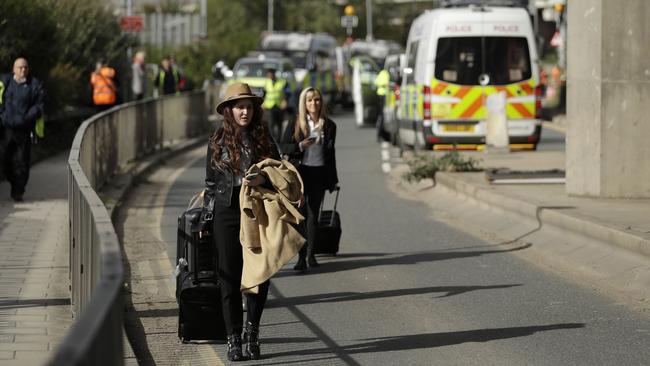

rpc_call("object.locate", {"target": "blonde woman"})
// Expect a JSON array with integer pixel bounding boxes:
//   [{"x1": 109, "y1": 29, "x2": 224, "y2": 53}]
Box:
[{"x1": 279, "y1": 87, "x2": 339, "y2": 270}]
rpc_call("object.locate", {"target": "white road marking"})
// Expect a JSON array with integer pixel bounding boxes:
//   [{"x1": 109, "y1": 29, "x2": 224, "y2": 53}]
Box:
[
  {"x1": 381, "y1": 142, "x2": 392, "y2": 173},
  {"x1": 381, "y1": 149, "x2": 390, "y2": 161}
]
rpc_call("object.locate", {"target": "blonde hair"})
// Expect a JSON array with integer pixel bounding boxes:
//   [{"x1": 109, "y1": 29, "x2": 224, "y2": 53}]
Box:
[{"x1": 294, "y1": 87, "x2": 327, "y2": 142}]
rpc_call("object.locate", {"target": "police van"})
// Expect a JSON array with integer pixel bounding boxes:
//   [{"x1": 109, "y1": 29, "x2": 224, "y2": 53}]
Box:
[
  {"x1": 258, "y1": 32, "x2": 337, "y2": 105},
  {"x1": 397, "y1": 4, "x2": 542, "y2": 150}
]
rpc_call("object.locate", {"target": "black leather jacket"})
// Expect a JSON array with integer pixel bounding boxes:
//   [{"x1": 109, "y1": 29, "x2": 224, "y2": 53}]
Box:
[
  {"x1": 204, "y1": 131, "x2": 280, "y2": 210},
  {"x1": 278, "y1": 117, "x2": 339, "y2": 191}
]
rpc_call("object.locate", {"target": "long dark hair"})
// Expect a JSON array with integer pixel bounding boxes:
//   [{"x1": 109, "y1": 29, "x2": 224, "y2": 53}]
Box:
[{"x1": 209, "y1": 100, "x2": 274, "y2": 175}]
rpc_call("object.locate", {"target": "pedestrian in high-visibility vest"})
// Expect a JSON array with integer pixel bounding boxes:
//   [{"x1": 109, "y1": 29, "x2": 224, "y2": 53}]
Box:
[
  {"x1": 374, "y1": 68, "x2": 390, "y2": 142},
  {"x1": 154, "y1": 56, "x2": 181, "y2": 96},
  {"x1": 90, "y1": 59, "x2": 117, "y2": 111},
  {"x1": 263, "y1": 68, "x2": 289, "y2": 141}
]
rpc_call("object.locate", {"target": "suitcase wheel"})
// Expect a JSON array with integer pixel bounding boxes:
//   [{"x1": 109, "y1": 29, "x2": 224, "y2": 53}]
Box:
[{"x1": 181, "y1": 337, "x2": 190, "y2": 344}]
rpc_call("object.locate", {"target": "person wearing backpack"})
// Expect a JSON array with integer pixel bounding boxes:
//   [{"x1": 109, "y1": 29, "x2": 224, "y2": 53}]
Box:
[{"x1": 0, "y1": 57, "x2": 46, "y2": 202}]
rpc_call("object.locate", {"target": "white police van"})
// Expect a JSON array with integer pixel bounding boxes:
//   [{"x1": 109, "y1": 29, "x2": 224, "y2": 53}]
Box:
[{"x1": 398, "y1": 2, "x2": 542, "y2": 150}]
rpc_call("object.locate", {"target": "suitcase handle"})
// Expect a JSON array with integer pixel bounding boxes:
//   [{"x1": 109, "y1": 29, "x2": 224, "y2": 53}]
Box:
[{"x1": 318, "y1": 186, "x2": 340, "y2": 226}]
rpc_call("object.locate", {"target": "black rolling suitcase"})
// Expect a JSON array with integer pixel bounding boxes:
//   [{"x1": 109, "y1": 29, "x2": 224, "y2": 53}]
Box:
[
  {"x1": 313, "y1": 187, "x2": 342, "y2": 255},
  {"x1": 176, "y1": 197, "x2": 227, "y2": 343}
]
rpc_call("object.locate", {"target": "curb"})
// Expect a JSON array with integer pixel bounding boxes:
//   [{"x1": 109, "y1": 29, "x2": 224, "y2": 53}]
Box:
[
  {"x1": 97, "y1": 134, "x2": 209, "y2": 362},
  {"x1": 101, "y1": 135, "x2": 209, "y2": 218},
  {"x1": 435, "y1": 172, "x2": 650, "y2": 261}
]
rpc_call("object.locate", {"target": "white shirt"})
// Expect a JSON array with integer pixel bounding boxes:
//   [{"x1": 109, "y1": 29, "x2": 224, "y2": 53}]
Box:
[
  {"x1": 301, "y1": 116, "x2": 325, "y2": 167},
  {"x1": 132, "y1": 62, "x2": 146, "y2": 95}
]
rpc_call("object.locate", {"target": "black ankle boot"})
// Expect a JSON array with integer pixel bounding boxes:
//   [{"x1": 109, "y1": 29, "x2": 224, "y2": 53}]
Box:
[
  {"x1": 293, "y1": 256, "x2": 307, "y2": 271},
  {"x1": 307, "y1": 254, "x2": 319, "y2": 267},
  {"x1": 307, "y1": 245, "x2": 319, "y2": 267},
  {"x1": 307, "y1": 243, "x2": 319, "y2": 267},
  {"x1": 243, "y1": 322, "x2": 260, "y2": 360},
  {"x1": 227, "y1": 334, "x2": 244, "y2": 361}
]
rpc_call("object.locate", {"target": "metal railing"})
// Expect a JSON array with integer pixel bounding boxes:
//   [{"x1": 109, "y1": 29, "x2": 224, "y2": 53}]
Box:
[{"x1": 49, "y1": 86, "x2": 218, "y2": 365}]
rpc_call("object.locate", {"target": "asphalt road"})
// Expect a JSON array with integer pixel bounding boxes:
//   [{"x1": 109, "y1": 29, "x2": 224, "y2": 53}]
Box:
[
  {"x1": 537, "y1": 125, "x2": 565, "y2": 152},
  {"x1": 151, "y1": 114, "x2": 648, "y2": 365}
]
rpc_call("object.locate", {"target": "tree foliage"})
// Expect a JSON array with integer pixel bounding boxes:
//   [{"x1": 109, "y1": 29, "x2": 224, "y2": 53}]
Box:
[{"x1": 0, "y1": 0, "x2": 134, "y2": 109}]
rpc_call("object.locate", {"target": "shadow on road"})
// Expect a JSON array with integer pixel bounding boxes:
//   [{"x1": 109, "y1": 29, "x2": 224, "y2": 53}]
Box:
[
  {"x1": 275, "y1": 243, "x2": 532, "y2": 278},
  {"x1": 266, "y1": 284, "x2": 522, "y2": 309},
  {"x1": 265, "y1": 323, "x2": 585, "y2": 359},
  {"x1": 0, "y1": 297, "x2": 70, "y2": 309}
]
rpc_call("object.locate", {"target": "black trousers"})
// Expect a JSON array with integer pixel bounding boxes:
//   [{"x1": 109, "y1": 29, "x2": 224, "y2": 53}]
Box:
[
  {"x1": 213, "y1": 186, "x2": 269, "y2": 334},
  {"x1": 298, "y1": 165, "x2": 327, "y2": 258},
  {"x1": 265, "y1": 107, "x2": 284, "y2": 142},
  {"x1": 376, "y1": 96, "x2": 388, "y2": 141},
  {"x1": 1, "y1": 128, "x2": 32, "y2": 196}
]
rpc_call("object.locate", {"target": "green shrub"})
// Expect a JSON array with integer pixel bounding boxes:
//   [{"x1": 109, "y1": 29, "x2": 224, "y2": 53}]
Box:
[{"x1": 402, "y1": 151, "x2": 482, "y2": 185}]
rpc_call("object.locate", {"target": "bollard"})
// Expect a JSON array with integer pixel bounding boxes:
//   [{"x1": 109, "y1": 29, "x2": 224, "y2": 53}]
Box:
[
  {"x1": 352, "y1": 59, "x2": 363, "y2": 126},
  {"x1": 485, "y1": 91, "x2": 509, "y2": 153}
]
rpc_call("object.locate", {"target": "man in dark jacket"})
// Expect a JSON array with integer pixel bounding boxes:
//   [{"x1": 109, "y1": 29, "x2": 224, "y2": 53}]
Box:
[{"x1": 0, "y1": 57, "x2": 46, "y2": 201}]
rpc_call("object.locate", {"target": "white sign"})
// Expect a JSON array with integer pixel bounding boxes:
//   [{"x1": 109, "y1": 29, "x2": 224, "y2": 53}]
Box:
[{"x1": 341, "y1": 15, "x2": 358, "y2": 28}]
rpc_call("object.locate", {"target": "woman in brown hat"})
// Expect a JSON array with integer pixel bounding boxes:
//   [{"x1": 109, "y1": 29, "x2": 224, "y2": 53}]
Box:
[{"x1": 205, "y1": 83, "x2": 280, "y2": 361}]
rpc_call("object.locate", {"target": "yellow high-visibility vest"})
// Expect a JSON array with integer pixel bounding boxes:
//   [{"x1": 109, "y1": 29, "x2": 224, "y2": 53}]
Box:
[
  {"x1": 375, "y1": 69, "x2": 390, "y2": 96},
  {"x1": 263, "y1": 78, "x2": 286, "y2": 109},
  {"x1": 158, "y1": 68, "x2": 181, "y2": 95}
]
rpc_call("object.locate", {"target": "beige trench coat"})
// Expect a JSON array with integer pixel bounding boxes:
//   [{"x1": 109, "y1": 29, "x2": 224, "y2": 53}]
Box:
[{"x1": 239, "y1": 158, "x2": 305, "y2": 294}]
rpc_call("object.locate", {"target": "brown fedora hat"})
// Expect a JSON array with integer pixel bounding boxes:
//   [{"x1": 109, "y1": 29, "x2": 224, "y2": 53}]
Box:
[{"x1": 216, "y1": 83, "x2": 263, "y2": 115}]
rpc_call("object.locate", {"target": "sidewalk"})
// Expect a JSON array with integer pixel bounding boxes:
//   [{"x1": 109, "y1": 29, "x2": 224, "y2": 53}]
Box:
[
  {"x1": 0, "y1": 152, "x2": 72, "y2": 366},
  {"x1": 393, "y1": 121, "x2": 650, "y2": 306}
]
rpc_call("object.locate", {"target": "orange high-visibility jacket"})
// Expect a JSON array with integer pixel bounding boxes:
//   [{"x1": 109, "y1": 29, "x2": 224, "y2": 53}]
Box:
[{"x1": 91, "y1": 67, "x2": 117, "y2": 105}]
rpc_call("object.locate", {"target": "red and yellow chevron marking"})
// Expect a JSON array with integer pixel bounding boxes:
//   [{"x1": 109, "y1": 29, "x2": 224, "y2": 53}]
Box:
[{"x1": 430, "y1": 79, "x2": 537, "y2": 120}]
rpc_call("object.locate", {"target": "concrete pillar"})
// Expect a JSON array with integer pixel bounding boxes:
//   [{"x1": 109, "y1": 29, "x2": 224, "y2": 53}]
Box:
[{"x1": 566, "y1": 0, "x2": 650, "y2": 198}]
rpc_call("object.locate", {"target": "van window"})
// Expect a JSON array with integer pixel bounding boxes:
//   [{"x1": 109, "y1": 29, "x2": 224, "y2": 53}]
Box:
[
  {"x1": 405, "y1": 41, "x2": 419, "y2": 84},
  {"x1": 234, "y1": 62, "x2": 280, "y2": 78},
  {"x1": 435, "y1": 37, "x2": 531, "y2": 85},
  {"x1": 289, "y1": 51, "x2": 308, "y2": 69},
  {"x1": 484, "y1": 37, "x2": 531, "y2": 84}
]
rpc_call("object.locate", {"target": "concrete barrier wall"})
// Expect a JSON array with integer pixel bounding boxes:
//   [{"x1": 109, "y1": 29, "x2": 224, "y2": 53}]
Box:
[{"x1": 50, "y1": 85, "x2": 219, "y2": 366}]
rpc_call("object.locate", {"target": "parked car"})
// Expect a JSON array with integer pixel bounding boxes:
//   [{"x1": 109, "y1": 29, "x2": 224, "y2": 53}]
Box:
[{"x1": 227, "y1": 55, "x2": 298, "y2": 111}]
